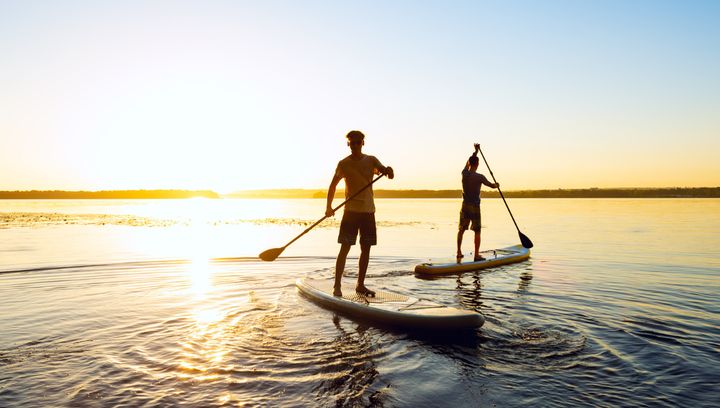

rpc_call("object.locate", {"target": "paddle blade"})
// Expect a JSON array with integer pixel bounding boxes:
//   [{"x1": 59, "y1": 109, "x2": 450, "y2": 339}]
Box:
[
  {"x1": 519, "y1": 232, "x2": 534, "y2": 249},
  {"x1": 259, "y1": 247, "x2": 285, "y2": 262}
]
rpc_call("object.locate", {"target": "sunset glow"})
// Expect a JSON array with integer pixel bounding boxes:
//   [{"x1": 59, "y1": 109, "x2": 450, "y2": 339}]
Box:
[{"x1": 1, "y1": 1, "x2": 718, "y2": 192}]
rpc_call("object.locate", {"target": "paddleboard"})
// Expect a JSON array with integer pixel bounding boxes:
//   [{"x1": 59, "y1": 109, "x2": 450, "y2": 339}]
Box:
[
  {"x1": 415, "y1": 244, "x2": 530, "y2": 275},
  {"x1": 296, "y1": 278, "x2": 484, "y2": 329}
]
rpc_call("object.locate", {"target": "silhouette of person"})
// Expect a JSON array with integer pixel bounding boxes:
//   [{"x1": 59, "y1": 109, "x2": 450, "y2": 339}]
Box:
[
  {"x1": 326, "y1": 130, "x2": 394, "y2": 297},
  {"x1": 457, "y1": 143, "x2": 499, "y2": 262}
]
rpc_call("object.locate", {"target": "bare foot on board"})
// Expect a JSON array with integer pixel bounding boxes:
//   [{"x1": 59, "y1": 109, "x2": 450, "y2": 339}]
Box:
[
  {"x1": 355, "y1": 285, "x2": 376, "y2": 297},
  {"x1": 333, "y1": 286, "x2": 342, "y2": 297}
]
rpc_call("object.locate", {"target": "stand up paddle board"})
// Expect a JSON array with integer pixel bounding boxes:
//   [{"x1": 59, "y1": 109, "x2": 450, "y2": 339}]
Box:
[
  {"x1": 296, "y1": 278, "x2": 484, "y2": 329},
  {"x1": 415, "y1": 244, "x2": 530, "y2": 276}
]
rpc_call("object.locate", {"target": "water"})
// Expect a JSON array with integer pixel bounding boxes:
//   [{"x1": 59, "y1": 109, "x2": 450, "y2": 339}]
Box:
[{"x1": 1, "y1": 198, "x2": 718, "y2": 407}]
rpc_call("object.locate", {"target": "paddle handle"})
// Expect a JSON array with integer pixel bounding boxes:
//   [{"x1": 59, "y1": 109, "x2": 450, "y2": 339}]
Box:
[
  {"x1": 477, "y1": 146, "x2": 522, "y2": 233},
  {"x1": 282, "y1": 174, "x2": 386, "y2": 249}
]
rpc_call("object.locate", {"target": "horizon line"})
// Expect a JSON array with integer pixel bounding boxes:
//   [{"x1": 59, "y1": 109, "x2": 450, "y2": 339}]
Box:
[
  {"x1": 1, "y1": 186, "x2": 719, "y2": 193},
  {"x1": 1, "y1": 187, "x2": 719, "y2": 200}
]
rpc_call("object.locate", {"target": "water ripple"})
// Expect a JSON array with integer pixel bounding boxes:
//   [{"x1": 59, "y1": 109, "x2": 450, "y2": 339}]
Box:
[{"x1": 0, "y1": 252, "x2": 718, "y2": 407}]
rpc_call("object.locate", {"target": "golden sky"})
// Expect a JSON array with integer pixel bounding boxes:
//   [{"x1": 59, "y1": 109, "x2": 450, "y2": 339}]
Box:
[{"x1": 1, "y1": 1, "x2": 718, "y2": 192}]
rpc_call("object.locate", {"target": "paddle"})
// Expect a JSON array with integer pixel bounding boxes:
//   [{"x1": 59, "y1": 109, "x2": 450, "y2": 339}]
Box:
[
  {"x1": 258, "y1": 174, "x2": 386, "y2": 261},
  {"x1": 477, "y1": 145, "x2": 534, "y2": 249}
]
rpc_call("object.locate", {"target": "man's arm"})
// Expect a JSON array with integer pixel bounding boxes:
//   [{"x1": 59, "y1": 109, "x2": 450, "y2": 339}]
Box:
[
  {"x1": 380, "y1": 165, "x2": 394, "y2": 179},
  {"x1": 325, "y1": 174, "x2": 342, "y2": 217},
  {"x1": 481, "y1": 175, "x2": 499, "y2": 189},
  {"x1": 374, "y1": 157, "x2": 394, "y2": 179},
  {"x1": 462, "y1": 144, "x2": 480, "y2": 173}
]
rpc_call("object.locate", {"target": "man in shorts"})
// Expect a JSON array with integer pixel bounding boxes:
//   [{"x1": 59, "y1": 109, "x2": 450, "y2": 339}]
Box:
[
  {"x1": 457, "y1": 143, "x2": 499, "y2": 262},
  {"x1": 326, "y1": 130, "x2": 394, "y2": 297}
]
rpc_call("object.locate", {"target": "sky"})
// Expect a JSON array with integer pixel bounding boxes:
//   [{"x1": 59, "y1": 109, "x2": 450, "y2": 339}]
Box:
[{"x1": 1, "y1": 0, "x2": 718, "y2": 192}]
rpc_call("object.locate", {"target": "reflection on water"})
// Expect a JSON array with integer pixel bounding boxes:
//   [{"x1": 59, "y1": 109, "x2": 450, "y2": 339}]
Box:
[
  {"x1": 188, "y1": 258, "x2": 213, "y2": 299},
  {"x1": 517, "y1": 270, "x2": 532, "y2": 294},
  {"x1": 320, "y1": 316, "x2": 385, "y2": 406},
  {"x1": 456, "y1": 272, "x2": 485, "y2": 312}
]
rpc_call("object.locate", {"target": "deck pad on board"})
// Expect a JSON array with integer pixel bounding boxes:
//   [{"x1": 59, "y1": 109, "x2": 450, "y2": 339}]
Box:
[{"x1": 302, "y1": 278, "x2": 409, "y2": 304}]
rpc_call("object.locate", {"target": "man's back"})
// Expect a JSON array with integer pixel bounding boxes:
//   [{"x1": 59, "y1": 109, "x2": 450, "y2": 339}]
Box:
[{"x1": 462, "y1": 169, "x2": 490, "y2": 205}]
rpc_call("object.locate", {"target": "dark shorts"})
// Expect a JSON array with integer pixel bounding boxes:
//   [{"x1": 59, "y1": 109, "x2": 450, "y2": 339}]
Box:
[
  {"x1": 459, "y1": 202, "x2": 481, "y2": 232},
  {"x1": 338, "y1": 211, "x2": 377, "y2": 246}
]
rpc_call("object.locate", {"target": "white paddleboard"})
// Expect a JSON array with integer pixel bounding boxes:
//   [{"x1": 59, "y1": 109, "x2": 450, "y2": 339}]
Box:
[
  {"x1": 415, "y1": 244, "x2": 530, "y2": 275},
  {"x1": 296, "y1": 278, "x2": 484, "y2": 329}
]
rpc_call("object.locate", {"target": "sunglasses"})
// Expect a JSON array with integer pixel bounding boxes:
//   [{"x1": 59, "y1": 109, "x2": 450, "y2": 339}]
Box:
[{"x1": 349, "y1": 140, "x2": 363, "y2": 146}]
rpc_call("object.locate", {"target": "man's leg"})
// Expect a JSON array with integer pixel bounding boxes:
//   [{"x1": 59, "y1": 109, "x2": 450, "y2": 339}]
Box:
[
  {"x1": 472, "y1": 205, "x2": 483, "y2": 261},
  {"x1": 334, "y1": 243, "x2": 351, "y2": 296},
  {"x1": 457, "y1": 205, "x2": 470, "y2": 259},
  {"x1": 457, "y1": 229, "x2": 465, "y2": 258},
  {"x1": 356, "y1": 243, "x2": 375, "y2": 296}
]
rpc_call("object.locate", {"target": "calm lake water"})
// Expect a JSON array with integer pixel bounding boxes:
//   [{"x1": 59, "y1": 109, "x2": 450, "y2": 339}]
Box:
[{"x1": 1, "y1": 198, "x2": 718, "y2": 407}]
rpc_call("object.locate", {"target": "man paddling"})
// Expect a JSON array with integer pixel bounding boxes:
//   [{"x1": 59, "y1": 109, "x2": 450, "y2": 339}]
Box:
[
  {"x1": 326, "y1": 130, "x2": 394, "y2": 297},
  {"x1": 457, "y1": 143, "x2": 499, "y2": 262}
]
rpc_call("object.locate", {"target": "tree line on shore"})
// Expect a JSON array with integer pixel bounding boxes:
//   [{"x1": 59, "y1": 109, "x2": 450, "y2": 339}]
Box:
[
  {"x1": 241, "y1": 187, "x2": 720, "y2": 199},
  {"x1": 0, "y1": 190, "x2": 219, "y2": 199}
]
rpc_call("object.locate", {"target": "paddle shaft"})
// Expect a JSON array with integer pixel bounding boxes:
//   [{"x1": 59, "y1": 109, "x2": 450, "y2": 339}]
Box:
[
  {"x1": 280, "y1": 174, "x2": 385, "y2": 249},
  {"x1": 477, "y1": 147, "x2": 523, "y2": 233}
]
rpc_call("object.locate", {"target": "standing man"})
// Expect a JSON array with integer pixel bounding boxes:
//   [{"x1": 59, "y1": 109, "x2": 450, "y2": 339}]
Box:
[
  {"x1": 457, "y1": 143, "x2": 499, "y2": 262},
  {"x1": 326, "y1": 130, "x2": 394, "y2": 297}
]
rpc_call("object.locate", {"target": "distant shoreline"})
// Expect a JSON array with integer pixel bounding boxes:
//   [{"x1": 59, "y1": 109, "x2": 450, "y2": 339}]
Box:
[
  {"x1": 0, "y1": 190, "x2": 220, "y2": 199},
  {"x1": 1, "y1": 187, "x2": 718, "y2": 199},
  {"x1": 227, "y1": 187, "x2": 720, "y2": 199}
]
